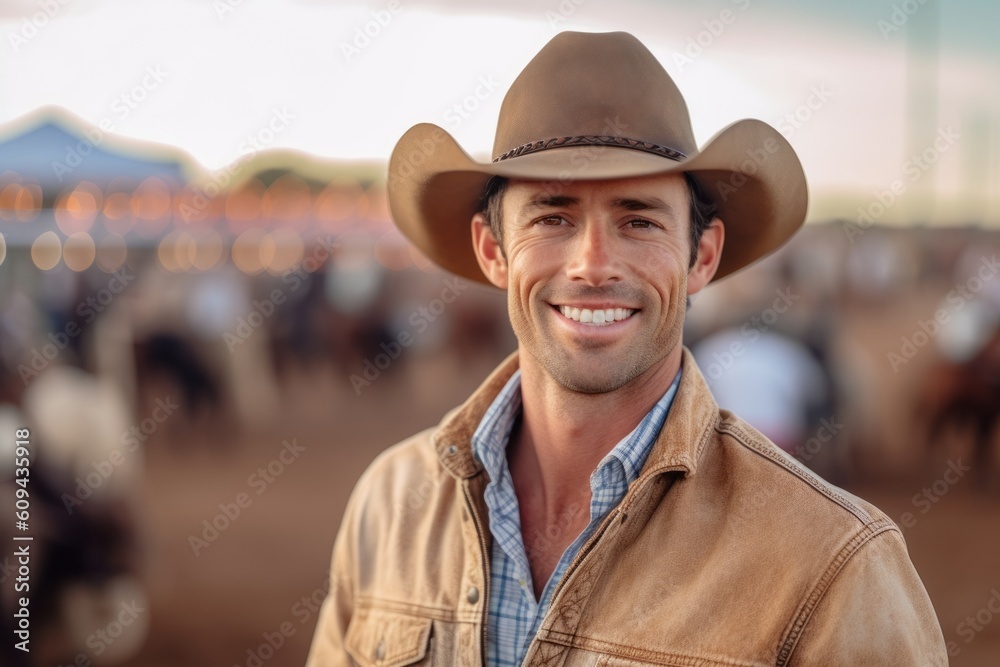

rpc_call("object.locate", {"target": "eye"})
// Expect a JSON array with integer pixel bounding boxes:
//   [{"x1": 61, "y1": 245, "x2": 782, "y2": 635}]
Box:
[
  {"x1": 626, "y1": 218, "x2": 658, "y2": 229},
  {"x1": 535, "y1": 215, "x2": 569, "y2": 227}
]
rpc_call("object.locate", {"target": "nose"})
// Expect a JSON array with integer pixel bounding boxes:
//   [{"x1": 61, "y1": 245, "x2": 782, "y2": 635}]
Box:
[{"x1": 565, "y1": 219, "x2": 623, "y2": 286}]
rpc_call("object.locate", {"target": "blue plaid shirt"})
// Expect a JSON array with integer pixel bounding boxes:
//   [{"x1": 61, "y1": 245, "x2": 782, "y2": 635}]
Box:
[{"x1": 471, "y1": 367, "x2": 682, "y2": 666}]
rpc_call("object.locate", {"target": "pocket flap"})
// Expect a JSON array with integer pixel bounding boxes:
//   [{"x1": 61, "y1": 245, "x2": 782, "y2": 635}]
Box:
[{"x1": 345, "y1": 606, "x2": 432, "y2": 667}]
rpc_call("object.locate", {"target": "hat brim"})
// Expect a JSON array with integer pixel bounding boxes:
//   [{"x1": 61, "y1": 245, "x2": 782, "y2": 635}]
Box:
[{"x1": 387, "y1": 118, "x2": 807, "y2": 285}]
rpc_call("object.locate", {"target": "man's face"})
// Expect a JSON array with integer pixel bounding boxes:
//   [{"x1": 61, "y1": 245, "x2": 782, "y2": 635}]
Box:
[{"x1": 473, "y1": 172, "x2": 721, "y2": 394}]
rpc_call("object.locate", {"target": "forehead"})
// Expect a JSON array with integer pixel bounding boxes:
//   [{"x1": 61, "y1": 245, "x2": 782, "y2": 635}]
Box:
[{"x1": 504, "y1": 171, "x2": 689, "y2": 211}]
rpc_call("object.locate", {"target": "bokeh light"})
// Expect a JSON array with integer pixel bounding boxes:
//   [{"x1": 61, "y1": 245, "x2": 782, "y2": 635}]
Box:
[
  {"x1": 132, "y1": 176, "x2": 173, "y2": 238},
  {"x1": 0, "y1": 181, "x2": 42, "y2": 222},
  {"x1": 102, "y1": 191, "x2": 135, "y2": 235},
  {"x1": 18, "y1": 184, "x2": 42, "y2": 221},
  {"x1": 96, "y1": 233, "x2": 128, "y2": 272},
  {"x1": 262, "y1": 173, "x2": 312, "y2": 229},
  {"x1": 156, "y1": 232, "x2": 179, "y2": 272},
  {"x1": 191, "y1": 229, "x2": 224, "y2": 271},
  {"x1": 225, "y1": 178, "x2": 265, "y2": 233},
  {"x1": 31, "y1": 231, "x2": 62, "y2": 270},
  {"x1": 173, "y1": 231, "x2": 196, "y2": 272},
  {"x1": 63, "y1": 232, "x2": 96, "y2": 271},
  {"x1": 55, "y1": 181, "x2": 102, "y2": 235},
  {"x1": 231, "y1": 228, "x2": 267, "y2": 274},
  {"x1": 265, "y1": 227, "x2": 304, "y2": 274},
  {"x1": 315, "y1": 180, "x2": 361, "y2": 233}
]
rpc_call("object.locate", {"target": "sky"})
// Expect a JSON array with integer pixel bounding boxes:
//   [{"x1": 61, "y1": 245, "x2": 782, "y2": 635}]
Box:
[{"x1": 1, "y1": 0, "x2": 998, "y2": 225}]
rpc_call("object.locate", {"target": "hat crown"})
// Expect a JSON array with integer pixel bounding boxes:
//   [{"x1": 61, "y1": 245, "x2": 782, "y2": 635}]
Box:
[{"x1": 492, "y1": 31, "x2": 697, "y2": 161}]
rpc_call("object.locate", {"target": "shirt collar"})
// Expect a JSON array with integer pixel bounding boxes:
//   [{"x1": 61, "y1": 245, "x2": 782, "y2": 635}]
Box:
[
  {"x1": 471, "y1": 369, "x2": 523, "y2": 484},
  {"x1": 470, "y1": 366, "x2": 682, "y2": 489},
  {"x1": 599, "y1": 369, "x2": 682, "y2": 487},
  {"x1": 434, "y1": 348, "x2": 719, "y2": 481}
]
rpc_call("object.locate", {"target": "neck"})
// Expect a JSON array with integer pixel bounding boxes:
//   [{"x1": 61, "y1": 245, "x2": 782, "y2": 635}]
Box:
[{"x1": 507, "y1": 345, "x2": 682, "y2": 517}]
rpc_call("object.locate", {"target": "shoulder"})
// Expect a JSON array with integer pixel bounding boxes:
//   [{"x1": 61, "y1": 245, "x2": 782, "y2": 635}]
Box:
[
  {"x1": 694, "y1": 408, "x2": 916, "y2": 606},
  {"x1": 710, "y1": 408, "x2": 895, "y2": 537},
  {"x1": 349, "y1": 426, "x2": 445, "y2": 515},
  {"x1": 362, "y1": 426, "x2": 440, "y2": 480},
  {"x1": 705, "y1": 412, "x2": 946, "y2": 661}
]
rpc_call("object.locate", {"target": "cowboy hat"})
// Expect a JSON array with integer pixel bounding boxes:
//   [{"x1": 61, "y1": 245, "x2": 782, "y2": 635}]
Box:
[{"x1": 387, "y1": 31, "x2": 807, "y2": 285}]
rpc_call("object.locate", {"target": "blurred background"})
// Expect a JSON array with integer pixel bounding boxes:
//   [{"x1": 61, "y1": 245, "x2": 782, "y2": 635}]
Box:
[{"x1": 0, "y1": 0, "x2": 998, "y2": 665}]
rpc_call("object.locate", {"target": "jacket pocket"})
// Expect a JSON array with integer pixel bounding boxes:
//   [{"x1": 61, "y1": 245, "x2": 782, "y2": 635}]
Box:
[
  {"x1": 595, "y1": 653, "x2": 762, "y2": 667},
  {"x1": 344, "y1": 605, "x2": 433, "y2": 667}
]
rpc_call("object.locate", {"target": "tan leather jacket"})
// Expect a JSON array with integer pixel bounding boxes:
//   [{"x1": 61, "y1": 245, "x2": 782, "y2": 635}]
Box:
[{"x1": 306, "y1": 349, "x2": 948, "y2": 666}]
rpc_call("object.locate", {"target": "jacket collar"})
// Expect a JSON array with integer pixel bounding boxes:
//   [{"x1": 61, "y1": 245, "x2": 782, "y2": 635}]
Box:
[{"x1": 432, "y1": 347, "x2": 720, "y2": 481}]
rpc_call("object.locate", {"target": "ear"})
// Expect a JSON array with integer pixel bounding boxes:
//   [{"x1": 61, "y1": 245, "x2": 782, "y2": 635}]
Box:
[
  {"x1": 471, "y1": 212, "x2": 508, "y2": 290},
  {"x1": 687, "y1": 217, "x2": 724, "y2": 297}
]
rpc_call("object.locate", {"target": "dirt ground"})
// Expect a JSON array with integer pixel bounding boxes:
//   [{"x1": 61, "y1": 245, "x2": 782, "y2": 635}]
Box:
[{"x1": 94, "y1": 347, "x2": 1000, "y2": 667}]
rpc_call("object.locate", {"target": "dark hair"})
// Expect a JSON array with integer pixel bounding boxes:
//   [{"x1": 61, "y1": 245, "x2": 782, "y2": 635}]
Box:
[
  {"x1": 480, "y1": 175, "x2": 509, "y2": 256},
  {"x1": 682, "y1": 172, "x2": 719, "y2": 268},
  {"x1": 480, "y1": 172, "x2": 718, "y2": 268}
]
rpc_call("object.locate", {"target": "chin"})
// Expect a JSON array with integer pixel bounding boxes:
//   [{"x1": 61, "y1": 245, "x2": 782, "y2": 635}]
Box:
[{"x1": 544, "y1": 353, "x2": 647, "y2": 395}]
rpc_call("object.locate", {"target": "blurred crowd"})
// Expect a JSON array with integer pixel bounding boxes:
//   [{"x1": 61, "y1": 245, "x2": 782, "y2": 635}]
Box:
[{"x1": 687, "y1": 223, "x2": 1000, "y2": 484}]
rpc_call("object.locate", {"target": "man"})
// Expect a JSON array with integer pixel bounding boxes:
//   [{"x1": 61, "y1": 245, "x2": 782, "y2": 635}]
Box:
[{"x1": 307, "y1": 31, "x2": 947, "y2": 665}]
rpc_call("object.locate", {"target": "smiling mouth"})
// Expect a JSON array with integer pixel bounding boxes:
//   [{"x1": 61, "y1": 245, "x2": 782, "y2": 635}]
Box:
[{"x1": 554, "y1": 305, "x2": 638, "y2": 326}]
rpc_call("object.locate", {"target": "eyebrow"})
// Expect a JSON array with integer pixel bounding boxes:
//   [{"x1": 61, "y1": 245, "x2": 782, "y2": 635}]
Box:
[
  {"x1": 520, "y1": 193, "x2": 677, "y2": 218},
  {"x1": 522, "y1": 194, "x2": 579, "y2": 212},
  {"x1": 611, "y1": 196, "x2": 677, "y2": 216}
]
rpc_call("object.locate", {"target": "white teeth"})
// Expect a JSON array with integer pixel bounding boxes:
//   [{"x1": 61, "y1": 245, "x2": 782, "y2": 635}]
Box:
[{"x1": 558, "y1": 305, "x2": 635, "y2": 326}]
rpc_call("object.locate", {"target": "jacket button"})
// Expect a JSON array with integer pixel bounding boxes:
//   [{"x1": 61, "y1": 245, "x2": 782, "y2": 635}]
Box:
[
  {"x1": 467, "y1": 586, "x2": 480, "y2": 604},
  {"x1": 446, "y1": 445, "x2": 458, "y2": 456},
  {"x1": 375, "y1": 638, "x2": 385, "y2": 660}
]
